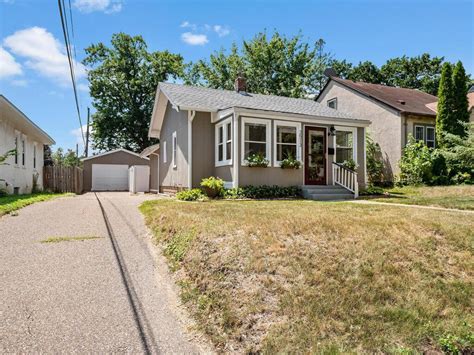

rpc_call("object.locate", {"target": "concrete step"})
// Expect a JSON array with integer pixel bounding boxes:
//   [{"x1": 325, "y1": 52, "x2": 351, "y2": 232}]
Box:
[
  {"x1": 307, "y1": 193, "x2": 354, "y2": 201},
  {"x1": 301, "y1": 185, "x2": 354, "y2": 201}
]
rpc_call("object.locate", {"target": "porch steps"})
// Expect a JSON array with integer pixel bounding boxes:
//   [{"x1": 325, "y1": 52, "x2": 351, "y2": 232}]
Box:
[{"x1": 301, "y1": 185, "x2": 354, "y2": 201}]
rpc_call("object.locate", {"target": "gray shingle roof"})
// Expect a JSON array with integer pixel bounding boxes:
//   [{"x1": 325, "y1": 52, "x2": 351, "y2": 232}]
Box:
[{"x1": 159, "y1": 82, "x2": 357, "y2": 120}]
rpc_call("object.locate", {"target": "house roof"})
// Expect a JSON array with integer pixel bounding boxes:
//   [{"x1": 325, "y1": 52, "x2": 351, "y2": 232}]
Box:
[
  {"x1": 81, "y1": 148, "x2": 149, "y2": 161},
  {"x1": 0, "y1": 94, "x2": 55, "y2": 145},
  {"x1": 468, "y1": 92, "x2": 474, "y2": 111},
  {"x1": 321, "y1": 77, "x2": 438, "y2": 117},
  {"x1": 424, "y1": 89, "x2": 474, "y2": 113},
  {"x1": 159, "y1": 82, "x2": 357, "y2": 120},
  {"x1": 139, "y1": 143, "x2": 160, "y2": 157}
]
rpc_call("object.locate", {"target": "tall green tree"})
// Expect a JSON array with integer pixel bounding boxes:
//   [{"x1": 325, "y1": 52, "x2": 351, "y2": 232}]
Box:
[
  {"x1": 186, "y1": 32, "x2": 332, "y2": 98},
  {"x1": 52, "y1": 148, "x2": 81, "y2": 167},
  {"x1": 452, "y1": 61, "x2": 470, "y2": 137},
  {"x1": 349, "y1": 61, "x2": 382, "y2": 83},
  {"x1": 436, "y1": 63, "x2": 456, "y2": 147},
  {"x1": 83, "y1": 33, "x2": 184, "y2": 152},
  {"x1": 380, "y1": 54, "x2": 444, "y2": 95}
]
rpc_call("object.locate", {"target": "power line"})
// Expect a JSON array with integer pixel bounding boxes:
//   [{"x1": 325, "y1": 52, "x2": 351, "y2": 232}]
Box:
[{"x1": 57, "y1": 0, "x2": 85, "y2": 146}]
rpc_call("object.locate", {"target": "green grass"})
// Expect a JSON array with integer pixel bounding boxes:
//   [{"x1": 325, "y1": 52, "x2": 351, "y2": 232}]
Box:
[
  {"x1": 140, "y1": 199, "x2": 474, "y2": 353},
  {"x1": 40, "y1": 236, "x2": 103, "y2": 243},
  {"x1": 0, "y1": 192, "x2": 72, "y2": 216},
  {"x1": 369, "y1": 185, "x2": 474, "y2": 210}
]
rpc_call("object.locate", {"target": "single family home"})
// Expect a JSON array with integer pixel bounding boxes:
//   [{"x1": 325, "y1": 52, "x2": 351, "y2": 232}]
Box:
[
  {"x1": 316, "y1": 75, "x2": 438, "y2": 181},
  {"x1": 0, "y1": 95, "x2": 55, "y2": 194},
  {"x1": 147, "y1": 78, "x2": 371, "y2": 199}
]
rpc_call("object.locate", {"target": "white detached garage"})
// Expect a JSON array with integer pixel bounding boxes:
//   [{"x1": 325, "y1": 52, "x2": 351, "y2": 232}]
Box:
[{"x1": 81, "y1": 149, "x2": 150, "y2": 192}]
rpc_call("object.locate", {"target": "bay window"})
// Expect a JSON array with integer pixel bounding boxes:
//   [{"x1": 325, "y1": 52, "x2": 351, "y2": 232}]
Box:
[
  {"x1": 335, "y1": 129, "x2": 356, "y2": 163},
  {"x1": 273, "y1": 121, "x2": 301, "y2": 166},
  {"x1": 241, "y1": 117, "x2": 271, "y2": 165},
  {"x1": 215, "y1": 118, "x2": 232, "y2": 166}
]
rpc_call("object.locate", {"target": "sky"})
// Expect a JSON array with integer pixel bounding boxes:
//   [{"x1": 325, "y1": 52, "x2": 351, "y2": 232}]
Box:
[{"x1": 0, "y1": 0, "x2": 473, "y2": 153}]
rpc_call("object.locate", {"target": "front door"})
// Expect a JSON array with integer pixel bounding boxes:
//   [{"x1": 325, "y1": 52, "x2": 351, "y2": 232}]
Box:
[{"x1": 304, "y1": 126, "x2": 327, "y2": 185}]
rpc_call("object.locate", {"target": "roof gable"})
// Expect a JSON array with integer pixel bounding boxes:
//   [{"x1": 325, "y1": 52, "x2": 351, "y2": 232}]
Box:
[{"x1": 81, "y1": 148, "x2": 149, "y2": 161}]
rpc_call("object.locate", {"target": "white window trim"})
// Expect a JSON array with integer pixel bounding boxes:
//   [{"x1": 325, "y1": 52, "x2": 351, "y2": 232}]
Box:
[
  {"x1": 215, "y1": 117, "x2": 232, "y2": 167},
  {"x1": 273, "y1": 120, "x2": 301, "y2": 167},
  {"x1": 414, "y1": 125, "x2": 425, "y2": 143},
  {"x1": 327, "y1": 98, "x2": 338, "y2": 109},
  {"x1": 241, "y1": 117, "x2": 271, "y2": 166},
  {"x1": 162, "y1": 140, "x2": 167, "y2": 163},
  {"x1": 334, "y1": 126, "x2": 357, "y2": 163},
  {"x1": 172, "y1": 131, "x2": 177, "y2": 169},
  {"x1": 21, "y1": 133, "x2": 26, "y2": 168}
]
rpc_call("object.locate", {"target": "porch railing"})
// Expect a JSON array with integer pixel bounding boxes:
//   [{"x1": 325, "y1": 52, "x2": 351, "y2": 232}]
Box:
[{"x1": 332, "y1": 162, "x2": 359, "y2": 198}]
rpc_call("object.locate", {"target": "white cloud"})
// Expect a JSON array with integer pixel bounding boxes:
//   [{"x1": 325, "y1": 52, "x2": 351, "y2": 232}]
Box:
[
  {"x1": 3, "y1": 27, "x2": 85, "y2": 87},
  {"x1": 180, "y1": 21, "x2": 196, "y2": 30},
  {"x1": 11, "y1": 79, "x2": 28, "y2": 87},
  {"x1": 213, "y1": 25, "x2": 230, "y2": 37},
  {"x1": 71, "y1": 124, "x2": 94, "y2": 154},
  {"x1": 73, "y1": 0, "x2": 122, "y2": 14},
  {"x1": 78, "y1": 83, "x2": 89, "y2": 92},
  {"x1": 0, "y1": 47, "x2": 22, "y2": 79},
  {"x1": 181, "y1": 32, "x2": 208, "y2": 46}
]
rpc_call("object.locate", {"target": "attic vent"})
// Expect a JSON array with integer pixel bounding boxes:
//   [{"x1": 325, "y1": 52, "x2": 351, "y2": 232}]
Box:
[{"x1": 398, "y1": 99, "x2": 406, "y2": 105}]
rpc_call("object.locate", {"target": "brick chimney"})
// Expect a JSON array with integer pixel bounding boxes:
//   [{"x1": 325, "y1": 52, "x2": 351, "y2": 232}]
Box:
[{"x1": 234, "y1": 74, "x2": 247, "y2": 93}]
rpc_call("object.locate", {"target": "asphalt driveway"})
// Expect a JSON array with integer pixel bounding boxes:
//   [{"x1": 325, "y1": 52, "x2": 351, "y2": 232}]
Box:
[{"x1": 0, "y1": 192, "x2": 208, "y2": 353}]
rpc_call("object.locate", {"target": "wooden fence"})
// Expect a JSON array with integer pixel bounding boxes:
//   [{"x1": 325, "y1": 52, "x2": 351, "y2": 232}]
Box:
[{"x1": 43, "y1": 166, "x2": 83, "y2": 194}]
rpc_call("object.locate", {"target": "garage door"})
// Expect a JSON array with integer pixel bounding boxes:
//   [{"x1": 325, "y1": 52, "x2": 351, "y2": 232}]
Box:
[{"x1": 92, "y1": 164, "x2": 129, "y2": 191}]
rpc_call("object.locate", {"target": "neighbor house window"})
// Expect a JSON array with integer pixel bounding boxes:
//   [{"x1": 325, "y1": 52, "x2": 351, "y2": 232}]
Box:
[
  {"x1": 273, "y1": 121, "x2": 301, "y2": 166},
  {"x1": 162, "y1": 141, "x2": 167, "y2": 163},
  {"x1": 241, "y1": 117, "x2": 271, "y2": 165},
  {"x1": 327, "y1": 98, "x2": 337, "y2": 109},
  {"x1": 215, "y1": 118, "x2": 232, "y2": 166},
  {"x1": 21, "y1": 136, "x2": 26, "y2": 166},
  {"x1": 414, "y1": 125, "x2": 436, "y2": 148},
  {"x1": 172, "y1": 131, "x2": 177, "y2": 168},
  {"x1": 335, "y1": 129, "x2": 355, "y2": 163},
  {"x1": 14, "y1": 135, "x2": 19, "y2": 165},
  {"x1": 33, "y1": 143, "x2": 37, "y2": 169}
]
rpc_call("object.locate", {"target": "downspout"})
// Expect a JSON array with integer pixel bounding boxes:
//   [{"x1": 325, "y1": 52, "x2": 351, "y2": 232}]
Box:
[
  {"x1": 188, "y1": 110, "x2": 196, "y2": 189},
  {"x1": 233, "y1": 112, "x2": 239, "y2": 188}
]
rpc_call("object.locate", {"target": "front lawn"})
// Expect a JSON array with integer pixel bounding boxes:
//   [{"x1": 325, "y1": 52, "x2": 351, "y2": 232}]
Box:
[
  {"x1": 0, "y1": 192, "x2": 71, "y2": 216},
  {"x1": 370, "y1": 185, "x2": 474, "y2": 210},
  {"x1": 141, "y1": 199, "x2": 474, "y2": 353}
]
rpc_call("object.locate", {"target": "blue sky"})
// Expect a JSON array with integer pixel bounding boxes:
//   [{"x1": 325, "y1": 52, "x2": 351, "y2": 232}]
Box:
[{"x1": 1, "y1": 0, "x2": 473, "y2": 153}]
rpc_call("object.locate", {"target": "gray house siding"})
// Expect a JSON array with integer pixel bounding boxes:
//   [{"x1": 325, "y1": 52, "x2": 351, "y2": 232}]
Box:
[
  {"x1": 159, "y1": 102, "x2": 188, "y2": 190},
  {"x1": 149, "y1": 154, "x2": 159, "y2": 191},
  {"x1": 192, "y1": 111, "x2": 214, "y2": 187}
]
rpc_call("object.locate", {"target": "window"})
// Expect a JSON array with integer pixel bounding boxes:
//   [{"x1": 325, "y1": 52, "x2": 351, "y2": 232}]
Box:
[
  {"x1": 414, "y1": 125, "x2": 425, "y2": 142},
  {"x1": 21, "y1": 136, "x2": 25, "y2": 166},
  {"x1": 172, "y1": 131, "x2": 177, "y2": 168},
  {"x1": 163, "y1": 141, "x2": 167, "y2": 163},
  {"x1": 274, "y1": 121, "x2": 301, "y2": 166},
  {"x1": 335, "y1": 129, "x2": 355, "y2": 163},
  {"x1": 327, "y1": 98, "x2": 337, "y2": 109},
  {"x1": 414, "y1": 125, "x2": 436, "y2": 148},
  {"x1": 426, "y1": 127, "x2": 435, "y2": 148},
  {"x1": 33, "y1": 143, "x2": 37, "y2": 169},
  {"x1": 241, "y1": 117, "x2": 271, "y2": 164},
  {"x1": 215, "y1": 118, "x2": 232, "y2": 166},
  {"x1": 14, "y1": 135, "x2": 18, "y2": 165}
]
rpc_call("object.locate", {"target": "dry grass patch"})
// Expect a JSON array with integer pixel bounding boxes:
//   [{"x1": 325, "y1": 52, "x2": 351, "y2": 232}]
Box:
[
  {"x1": 372, "y1": 185, "x2": 474, "y2": 210},
  {"x1": 140, "y1": 199, "x2": 474, "y2": 353}
]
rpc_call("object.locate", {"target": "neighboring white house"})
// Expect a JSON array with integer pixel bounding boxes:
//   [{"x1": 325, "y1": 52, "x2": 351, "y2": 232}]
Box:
[{"x1": 0, "y1": 95, "x2": 55, "y2": 194}]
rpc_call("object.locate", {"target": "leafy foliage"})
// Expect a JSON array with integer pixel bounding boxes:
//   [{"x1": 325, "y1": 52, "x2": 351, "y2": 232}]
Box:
[
  {"x1": 452, "y1": 61, "x2": 470, "y2": 137},
  {"x1": 200, "y1": 176, "x2": 225, "y2": 198},
  {"x1": 83, "y1": 33, "x2": 184, "y2": 152},
  {"x1": 186, "y1": 32, "x2": 332, "y2": 97},
  {"x1": 280, "y1": 154, "x2": 301, "y2": 169},
  {"x1": 340, "y1": 158, "x2": 358, "y2": 171},
  {"x1": 52, "y1": 148, "x2": 81, "y2": 167},
  {"x1": 224, "y1": 185, "x2": 301, "y2": 199},
  {"x1": 0, "y1": 149, "x2": 16, "y2": 166},
  {"x1": 398, "y1": 136, "x2": 435, "y2": 185},
  {"x1": 366, "y1": 135, "x2": 385, "y2": 186},
  {"x1": 176, "y1": 189, "x2": 206, "y2": 201},
  {"x1": 246, "y1": 152, "x2": 269, "y2": 167}
]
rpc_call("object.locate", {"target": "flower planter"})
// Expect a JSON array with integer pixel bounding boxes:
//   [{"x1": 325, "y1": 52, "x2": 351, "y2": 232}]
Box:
[{"x1": 202, "y1": 186, "x2": 220, "y2": 198}]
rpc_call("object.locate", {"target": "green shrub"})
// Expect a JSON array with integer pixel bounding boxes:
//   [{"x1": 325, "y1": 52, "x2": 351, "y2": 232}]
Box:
[
  {"x1": 280, "y1": 153, "x2": 301, "y2": 169},
  {"x1": 176, "y1": 189, "x2": 205, "y2": 201},
  {"x1": 246, "y1": 152, "x2": 269, "y2": 167},
  {"x1": 222, "y1": 185, "x2": 301, "y2": 199},
  {"x1": 200, "y1": 176, "x2": 224, "y2": 198},
  {"x1": 341, "y1": 158, "x2": 358, "y2": 171},
  {"x1": 366, "y1": 134, "x2": 385, "y2": 186},
  {"x1": 398, "y1": 136, "x2": 434, "y2": 185}
]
